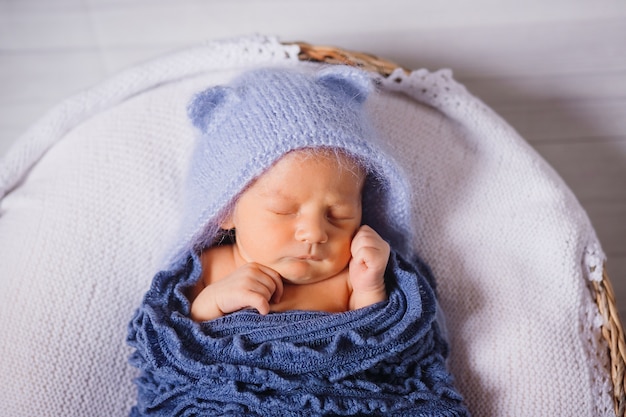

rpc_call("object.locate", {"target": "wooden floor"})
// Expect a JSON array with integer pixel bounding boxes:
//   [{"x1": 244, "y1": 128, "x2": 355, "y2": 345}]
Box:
[{"x1": 1, "y1": 0, "x2": 625, "y2": 315}]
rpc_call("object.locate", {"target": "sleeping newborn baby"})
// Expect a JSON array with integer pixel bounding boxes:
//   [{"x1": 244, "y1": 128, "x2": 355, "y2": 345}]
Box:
[
  {"x1": 188, "y1": 147, "x2": 390, "y2": 320},
  {"x1": 127, "y1": 65, "x2": 470, "y2": 416}
]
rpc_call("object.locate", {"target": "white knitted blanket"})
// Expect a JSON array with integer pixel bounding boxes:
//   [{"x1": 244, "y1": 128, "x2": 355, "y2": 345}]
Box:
[{"x1": 0, "y1": 35, "x2": 614, "y2": 416}]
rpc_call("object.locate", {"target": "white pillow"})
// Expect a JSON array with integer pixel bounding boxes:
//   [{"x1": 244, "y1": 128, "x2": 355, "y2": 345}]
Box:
[{"x1": 0, "y1": 35, "x2": 614, "y2": 416}]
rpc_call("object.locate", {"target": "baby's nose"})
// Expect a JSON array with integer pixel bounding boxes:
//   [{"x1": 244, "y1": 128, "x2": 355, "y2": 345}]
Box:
[{"x1": 295, "y1": 215, "x2": 328, "y2": 244}]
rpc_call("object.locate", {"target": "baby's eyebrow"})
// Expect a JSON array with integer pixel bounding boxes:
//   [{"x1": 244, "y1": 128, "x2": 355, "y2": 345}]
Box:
[
  {"x1": 258, "y1": 192, "x2": 301, "y2": 208},
  {"x1": 256, "y1": 187, "x2": 289, "y2": 199}
]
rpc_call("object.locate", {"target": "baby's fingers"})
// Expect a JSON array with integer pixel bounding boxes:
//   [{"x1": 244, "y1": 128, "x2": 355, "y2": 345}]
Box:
[
  {"x1": 232, "y1": 263, "x2": 283, "y2": 313},
  {"x1": 215, "y1": 278, "x2": 273, "y2": 316},
  {"x1": 240, "y1": 291, "x2": 273, "y2": 315},
  {"x1": 255, "y1": 264, "x2": 284, "y2": 304},
  {"x1": 351, "y1": 225, "x2": 390, "y2": 259}
]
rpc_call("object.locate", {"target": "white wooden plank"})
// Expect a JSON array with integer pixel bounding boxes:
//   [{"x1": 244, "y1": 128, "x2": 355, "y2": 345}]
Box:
[
  {"x1": 0, "y1": 126, "x2": 23, "y2": 157},
  {"x1": 0, "y1": 0, "x2": 84, "y2": 13},
  {"x1": 2, "y1": 2, "x2": 624, "y2": 78},
  {"x1": 82, "y1": 0, "x2": 626, "y2": 34},
  {"x1": 97, "y1": 45, "x2": 176, "y2": 75},
  {"x1": 463, "y1": 71, "x2": 626, "y2": 108},
  {"x1": 497, "y1": 100, "x2": 626, "y2": 143},
  {"x1": 0, "y1": 51, "x2": 106, "y2": 105},
  {"x1": 80, "y1": 1, "x2": 626, "y2": 58},
  {"x1": 0, "y1": 9, "x2": 95, "y2": 50},
  {"x1": 358, "y1": 18, "x2": 626, "y2": 78},
  {"x1": 585, "y1": 202, "x2": 626, "y2": 257},
  {"x1": 0, "y1": 100, "x2": 59, "y2": 131}
]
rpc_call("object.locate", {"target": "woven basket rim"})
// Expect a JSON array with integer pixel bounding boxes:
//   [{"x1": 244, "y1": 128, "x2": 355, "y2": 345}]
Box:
[{"x1": 285, "y1": 40, "x2": 626, "y2": 417}]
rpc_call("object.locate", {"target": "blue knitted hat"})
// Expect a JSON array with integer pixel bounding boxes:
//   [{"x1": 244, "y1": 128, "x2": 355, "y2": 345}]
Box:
[{"x1": 176, "y1": 65, "x2": 414, "y2": 262}]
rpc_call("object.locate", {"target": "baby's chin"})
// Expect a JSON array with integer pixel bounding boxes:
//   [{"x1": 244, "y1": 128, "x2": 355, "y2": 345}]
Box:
[{"x1": 277, "y1": 261, "x2": 348, "y2": 285}]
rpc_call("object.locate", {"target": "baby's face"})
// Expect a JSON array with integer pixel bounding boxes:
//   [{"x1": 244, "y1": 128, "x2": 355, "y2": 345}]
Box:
[{"x1": 224, "y1": 150, "x2": 365, "y2": 284}]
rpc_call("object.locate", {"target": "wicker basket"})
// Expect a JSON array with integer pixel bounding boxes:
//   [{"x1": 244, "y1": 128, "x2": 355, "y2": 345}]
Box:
[{"x1": 287, "y1": 41, "x2": 626, "y2": 417}]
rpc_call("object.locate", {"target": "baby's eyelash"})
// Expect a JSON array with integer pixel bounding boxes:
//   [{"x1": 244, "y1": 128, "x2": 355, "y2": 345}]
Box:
[
  {"x1": 327, "y1": 210, "x2": 356, "y2": 221},
  {"x1": 265, "y1": 205, "x2": 357, "y2": 220},
  {"x1": 267, "y1": 206, "x2": 295, "y2": 215}
]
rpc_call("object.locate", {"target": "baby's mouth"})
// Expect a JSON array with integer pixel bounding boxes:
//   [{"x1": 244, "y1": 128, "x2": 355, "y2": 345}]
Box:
[
  {"x1": 297, "y1": 255, "x2": 320, "y2": 261},
  {"x1": 294, "y1": 254, "x2": 322, "y2": 261}
]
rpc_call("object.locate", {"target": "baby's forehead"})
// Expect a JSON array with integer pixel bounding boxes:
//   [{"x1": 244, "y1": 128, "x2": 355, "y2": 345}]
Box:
[
  {"x1": 249, "y1": 148, "x2": 367, "y2": 196},
  {"x1": 274, "y1": 148, "x2": 366, "y2": 177}
]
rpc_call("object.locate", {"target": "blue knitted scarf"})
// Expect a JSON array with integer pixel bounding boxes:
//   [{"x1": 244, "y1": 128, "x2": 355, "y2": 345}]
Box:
[{"x1": 127, "y1": 249, "x2": 467, "y2": 416}]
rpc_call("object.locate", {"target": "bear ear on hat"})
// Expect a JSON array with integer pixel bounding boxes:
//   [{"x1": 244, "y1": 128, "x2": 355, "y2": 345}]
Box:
[
  {"x1": 187, "y1": 85, "x2": 239, "y2": 134},
  {"x1": 316, "y1": 65, "x2": 373, "y2": 104}
]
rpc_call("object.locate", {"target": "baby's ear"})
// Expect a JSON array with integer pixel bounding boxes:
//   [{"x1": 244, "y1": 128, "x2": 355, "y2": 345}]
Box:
[
  {"x1": 316, "y1": 66, "x2": 373, "y2": 104},
  {"x1": 187, "y1": 86, "x2": 238, "y2": 133},
  {"x1": 219, "y1": 215, "x2": 235, "y2": 231}
]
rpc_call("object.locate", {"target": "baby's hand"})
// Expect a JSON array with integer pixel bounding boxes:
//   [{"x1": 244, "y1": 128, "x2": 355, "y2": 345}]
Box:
[
  {"x1": 190, "y1": 263, "x2": 283, "y2": 322},
  {"x1": 348, "y1": 225, "x2": 390, "y2": 310}
]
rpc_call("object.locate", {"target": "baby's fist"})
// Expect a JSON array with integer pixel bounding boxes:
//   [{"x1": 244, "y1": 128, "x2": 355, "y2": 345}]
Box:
[{"x1": 349, "y1": 225, "x2": 390, "y2": 297}]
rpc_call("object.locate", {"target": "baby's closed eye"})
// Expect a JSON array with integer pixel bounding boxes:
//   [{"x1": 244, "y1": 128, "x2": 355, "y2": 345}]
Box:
[
  {"x1": 266, "y1": 204, "x2": 297, "y2": 216},
  {"x1": 327, "y1": 212, "x2": 355, "y2": 221},
  {"x1": 326, "y1": 206, "x2": 359, "y2": 222}
]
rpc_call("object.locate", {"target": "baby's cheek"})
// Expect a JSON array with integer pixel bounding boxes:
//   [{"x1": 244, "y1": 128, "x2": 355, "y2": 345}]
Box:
[{"x1": 338, "y1": 240, "x2": 354, "y2": 263}]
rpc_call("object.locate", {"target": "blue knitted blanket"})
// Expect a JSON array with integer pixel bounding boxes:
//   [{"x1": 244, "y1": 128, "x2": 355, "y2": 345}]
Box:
[{"x1": 127, "y1": 249, "x2": 468, "y2": 416}]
